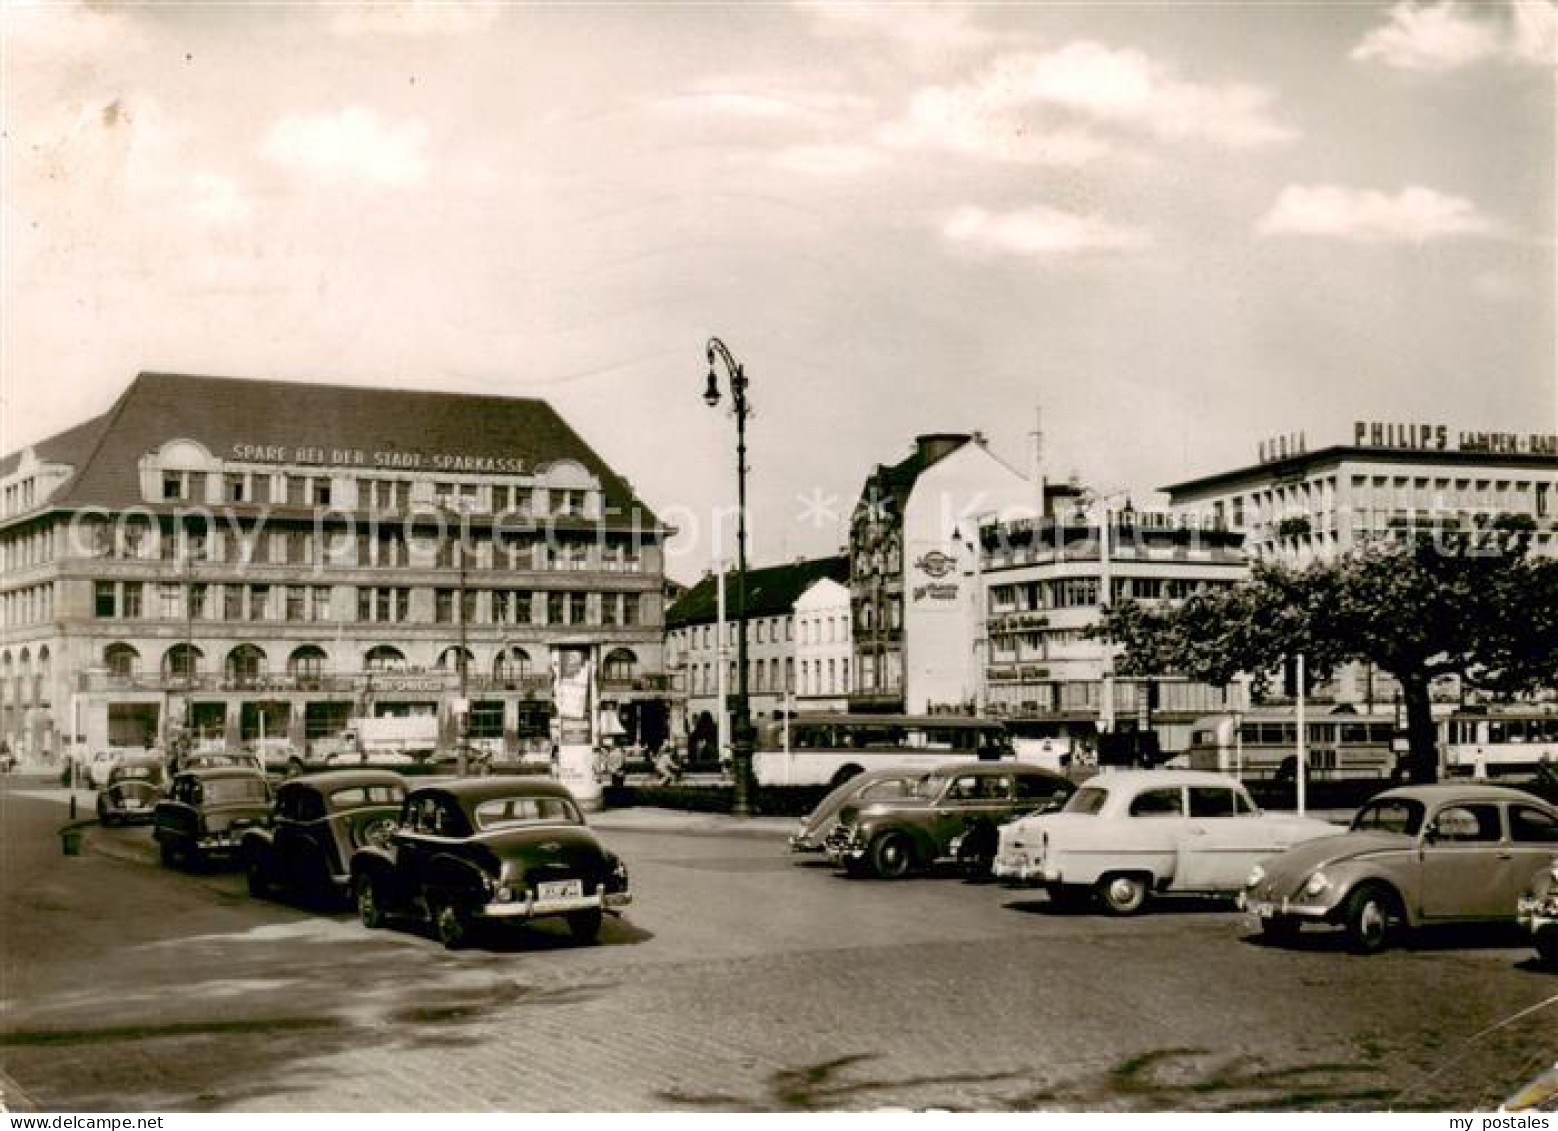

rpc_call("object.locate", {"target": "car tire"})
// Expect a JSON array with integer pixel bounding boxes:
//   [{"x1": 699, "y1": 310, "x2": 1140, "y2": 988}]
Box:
[
  {"x1": 869, "y1": 831, "x2": 915, "y2": 880},
  {"x1": 1096, "y1": 873, "x2": 1150, "y2": 916},
  {"x1": 567, "y1": 909, "x2": 604, "y2": 944},
  {"x1": 1342, "y1": 883, "x2": 1399, "y2": 955},
  {"x1": 158, "y1": 839, "x2": 178, "y2": 868},
  {"x1": 434, "y1": 900, "x2": 471, "y2": 950},
  {"x1": 356, "y1": 875, "x2": 387, "y2": 929}
]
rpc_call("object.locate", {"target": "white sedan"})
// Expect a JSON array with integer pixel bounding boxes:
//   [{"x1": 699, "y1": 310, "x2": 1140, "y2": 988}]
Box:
[{"x1": 993, "y1": 769, "x2": 1343, "y2": 915}]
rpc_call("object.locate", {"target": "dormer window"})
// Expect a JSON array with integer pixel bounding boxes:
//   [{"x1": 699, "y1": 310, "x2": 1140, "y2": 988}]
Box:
[{"x1": 163, "y1": 473, "x2": 184, "y2": 500}]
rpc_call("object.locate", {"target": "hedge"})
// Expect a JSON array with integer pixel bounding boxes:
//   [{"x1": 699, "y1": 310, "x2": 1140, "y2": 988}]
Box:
[{"x1": 604, "y1": 783, "x2": 833, "y2": 818}]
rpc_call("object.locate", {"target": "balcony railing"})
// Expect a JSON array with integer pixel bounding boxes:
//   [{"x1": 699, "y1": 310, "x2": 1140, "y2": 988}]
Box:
[{"x1": 78, "y1": 670, "x2": 558, "y2": 696}]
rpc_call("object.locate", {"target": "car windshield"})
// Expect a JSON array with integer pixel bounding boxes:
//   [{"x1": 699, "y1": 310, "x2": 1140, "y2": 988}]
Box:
[
  {"x1": 1063, "y1": 787, "x2": 1109, "y2": 815},
  {"x1": 1350, "y1": 798, "x2": 1425, "y2": 835},
  {"x1": 202, "y1": 778, "x2": 270, "y2": 804},
  {"x1": 330, "y1": 785, "x2": 405, "y2": 810},
  {"x1": 473, "y1": 795, "x2": 582, "y2": 831}
]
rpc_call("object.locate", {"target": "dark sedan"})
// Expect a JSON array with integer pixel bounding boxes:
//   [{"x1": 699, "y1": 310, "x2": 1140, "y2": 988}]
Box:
[
  {"x1": 789, "y1": 768, "x2": 924, "y2": 855},
  {"x1": 824, "y1": 761, "x2": 1076, "y2": 879},
  {"x1": 97, "y1": 758, "x2": 166, "y2": 826},
  {"x1": 153, "y1": 767, "x2": 273, "y2": 869},
  {"x1": 243, "y1": 770, "x2": 407, "y2": 903},
  {"x1": 350, "y1": 777, "x2": 631, "y2": 949}
]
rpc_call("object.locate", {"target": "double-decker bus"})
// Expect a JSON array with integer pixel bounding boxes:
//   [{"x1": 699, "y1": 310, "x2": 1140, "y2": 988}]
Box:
[
  {"x1": 753, "y1": 714, "x2": 1014, "y2": 787},
  {"x1": 1186, "y1": 708, "x2": 1399, "y2": 782},
  {"x1": 1440, "y1": 710, "x2": 1558, "y2": 777}
]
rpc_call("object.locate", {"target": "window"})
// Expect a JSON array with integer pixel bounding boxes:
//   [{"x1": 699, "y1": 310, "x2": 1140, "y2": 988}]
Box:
[
  {"x1": 286, "y1": 587, "x2": 306, "y2": 622},
  {"x1": 547, "y1": 592, "x2": 565, "y2": 625},
  {"x1": 603, "y1": 649, "x2": 637, "y2": 681},
  {"x1": 1129, "y1": 788, "x2": 1184, "y2": 818},
  {"x1": 121, "y1": 582, "x2": 143, "y2": 619},
  {"x1": 162, "y1": 473, "x2": 184, "y2": 500},
  {"x1": 1188, "y1": 786, "x2": 1238, "y2": 818},
  {"x1": 601, "y1": 593, "x2": 619, "y2": 626},
  {"x1": 190, "y1": 584, "x2": 208, "y2": 620},
  {"x1": 312, "y1": 587, "x2": 331, "y2": 621},
  {"x1": 160, "y1": 584, "x2": 181, "y2": 619},
  {"x1": 313, "y1": 480, "x2": 332, "y2": 506},
  {"x1": 624, "y1": 594, "x2": 641, "y2": 627},
  {"x1": 224, "y1": 474, "x2": 246, "y2": 502},
  {"x1": 569, "y1": 592, "x2": 587, "y2": 624},
  {"x1": 94, "y1": 581, "x2": 117, "y2": 618},
  {"x1": 1429, "y1": 804, "x2": 1499, "y2": 842},
  {"x1": 435, "y1": 589, "x2": 454, "y2": 624},
  {"x1": 286, "y1": 477, "x2": 307, "y2": 506},
  {"x1": 1509, "y1": 806, "x2": 1558, "y2": 844}
]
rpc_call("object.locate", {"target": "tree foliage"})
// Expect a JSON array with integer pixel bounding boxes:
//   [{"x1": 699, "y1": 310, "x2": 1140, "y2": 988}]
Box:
[{"x1": 1091, "y1": 528, "x2": 1558, "y2": 781}]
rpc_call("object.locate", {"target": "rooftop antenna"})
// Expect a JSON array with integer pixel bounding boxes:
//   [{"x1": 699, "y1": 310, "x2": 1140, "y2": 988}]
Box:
[{"x1": 1029, "y1": 404, "x2": 1047, "y2": 519}]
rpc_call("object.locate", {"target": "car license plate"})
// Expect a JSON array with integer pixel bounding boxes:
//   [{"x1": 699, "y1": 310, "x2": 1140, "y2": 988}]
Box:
[
  {"x1": 123, "y1": 801, "x2": 142, "y2": 810},
  {"x1": 1247, "y1": 900, "x2": 1275, "y2": 919},
  {"x1": 537, "y1": 879, "x2": 583, "y2": 901}
]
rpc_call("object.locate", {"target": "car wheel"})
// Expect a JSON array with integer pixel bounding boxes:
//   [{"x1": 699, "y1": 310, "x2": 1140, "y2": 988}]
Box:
[
  {"x1": 158, "y1": 839, "x2": 178, "y2": 867},
  {"x1": 869, "y1": 831, "x2": 914, "y2": 880},
  {"x1": 1096, "y1": 873, "x2": 1150, "y2": 916},
  {"x1": 567, "y1": 909, "x2": 603, "y2": 944},
  {"x1": 356, "y1": 875, "x2": 387, "y2": 929},
  {"x1": 1259, "y1": 916, "x2": 1302, "y2": 943},
  {"x1": 1535, "y1": 930, "x2": 1558, "y2": 966},
  {"x1": 1342, "y1": 883, "x2": 1399, "y2": 955},
  {"x1": 434, "y1": 900, "x2": 471, "y2": 950}
]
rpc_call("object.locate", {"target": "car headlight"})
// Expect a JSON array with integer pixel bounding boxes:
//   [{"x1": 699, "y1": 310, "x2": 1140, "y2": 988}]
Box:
[
  {"x1": 1303, "y1": 870, "x2": 1331, "y2": 897},
  {"x1": 611, "y1": 856, "x2": 629, "y2": 886},
  {"x1": 1246, "y1": 864, "x2": 1266, "y2": 890}
]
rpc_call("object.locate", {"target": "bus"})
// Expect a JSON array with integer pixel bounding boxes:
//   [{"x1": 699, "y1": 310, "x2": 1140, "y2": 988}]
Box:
[
  {"x1": 1440, "y1": 710, "x2": 1558, "y2": 777},
  {"x1": 753, "y1": 714, "x2": 1015, "y2": 787},
  {"x1": 1186, "y1": 708, "x2": 1399, "y2": 782}
]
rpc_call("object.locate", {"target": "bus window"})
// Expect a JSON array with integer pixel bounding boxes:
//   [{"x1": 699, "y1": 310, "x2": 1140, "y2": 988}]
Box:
[{"x1": 1310, "y1": 724, "x2": 1336, "y2": 745}]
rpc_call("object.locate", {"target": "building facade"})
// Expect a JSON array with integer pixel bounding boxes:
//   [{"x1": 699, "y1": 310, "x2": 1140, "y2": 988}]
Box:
[
  {"x1": 849, "y1": 433, "x2": 1038, "y2": 714},
  {"x1": 793, "y1": 576, "x2": 852, "y2": 713},
  {"x1": 980, "y1": 509, "x2": 1250, "y2": 752},
  {"x1": 665, "y1": 556, "x2": 849, "y2": 750},
  {"x1": 0, "y1": 372, "x2": 671, "y2": 763}
]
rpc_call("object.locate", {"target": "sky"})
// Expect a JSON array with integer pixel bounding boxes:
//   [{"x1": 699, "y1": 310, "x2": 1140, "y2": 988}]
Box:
[{"x1": 2, "y1": 0, "x2": 1555, "y2": 583}]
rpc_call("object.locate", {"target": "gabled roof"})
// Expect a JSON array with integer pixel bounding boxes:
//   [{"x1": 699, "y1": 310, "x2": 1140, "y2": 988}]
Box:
[
  {"x1": 2, "y1": 372, "x2": 662, "y2": 527},
  {"x1": 666, "y1": 555, "x2": 850, "y2": 629}
]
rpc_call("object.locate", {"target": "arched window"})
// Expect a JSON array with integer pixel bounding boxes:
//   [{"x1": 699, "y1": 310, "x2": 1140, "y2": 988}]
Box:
[
  {"x1": 436, "y1": 646, "x2": 474, "y2": 673},
  {"x1": 164, "y1": 643, "x2": 203, "y2": 679},
  {"x1": 602, "y1": 648, "x2": 637, "y2": 682},
  {"x1": 288, "y1": 645, "x2": 328, "y2": 679},
  {"x1": 226, "y1": 644, "x2": 267, "y2": 686},
  {"x1": 364, "y1": 645, "x2": 406, "y2": 673},
  {"x1": 104, "y1": 643, "x2": 140, "y2": 677},
  {"x1": 494, "y1": 646, "x2": 531, "y2": 680}
]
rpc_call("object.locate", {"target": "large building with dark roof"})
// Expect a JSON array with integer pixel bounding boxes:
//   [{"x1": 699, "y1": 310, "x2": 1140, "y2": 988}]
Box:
[{"x1": 0, "y1": 372, "x2": 671, "y2": 762}]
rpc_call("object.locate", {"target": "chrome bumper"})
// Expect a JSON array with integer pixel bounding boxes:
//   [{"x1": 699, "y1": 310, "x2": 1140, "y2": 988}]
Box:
[
  {"x1": 1516, "y1": 895, "x2": 1558, "y2": 934},
  {"x1": 992, "y1": 851, "x2": 1052, "y2": 883},
  {"x1": 1238, "y1": 893, "x2": 1332, "y2": 921},
  {"x1": 477, "y1": 888, "x2": 632, "y2": 920}
]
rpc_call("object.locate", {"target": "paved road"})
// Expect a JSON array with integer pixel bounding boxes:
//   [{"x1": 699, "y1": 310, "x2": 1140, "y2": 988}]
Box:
[{"x1": 1, "y1": 780, "x2": 1554, "y2": 1112}]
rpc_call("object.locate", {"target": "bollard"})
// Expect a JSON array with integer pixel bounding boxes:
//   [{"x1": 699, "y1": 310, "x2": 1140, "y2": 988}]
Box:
[{"x1": 60, "y1": 826, "x2": 84, "y2": 856}]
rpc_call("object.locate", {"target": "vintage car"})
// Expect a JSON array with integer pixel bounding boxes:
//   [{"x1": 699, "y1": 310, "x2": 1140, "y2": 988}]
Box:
[
  {"x1": 242, "y1": 769, "x2": 407, "y2": 902},
  {"x1": 1517, "y1": 858, "x2": 1558, "y2": 965},
  {"x1": 349, "y1": 777, "x2": 631, "y2": 949},
  {"x1": 790, "y1": 768, "x2": 924, "y2": 855},
  {"x1": 992, "y1": 769, "x2": 1343, "y2": 914},
  {"x1": 96, "y1": 757, "x2": 166, "y2": 826},
  {"x1": 1241, "y1": 783, "x2": 1558, "y2": 953},
  {"x1": 153, "y1": 766, "x2": 273, "y2": 868},
  {"x1": 823, "y1": 761, "x2": 1075, "y2": 879}
]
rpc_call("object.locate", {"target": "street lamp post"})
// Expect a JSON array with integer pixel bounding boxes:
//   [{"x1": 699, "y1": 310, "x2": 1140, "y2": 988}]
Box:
[{"x1": 702, "y1": 337, "x2": 755, "y2": 818}]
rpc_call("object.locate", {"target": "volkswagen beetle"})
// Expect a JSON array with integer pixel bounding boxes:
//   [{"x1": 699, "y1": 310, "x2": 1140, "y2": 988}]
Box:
[
  {"x1": 1240, "y1": 783, "x2": 1558, "y2": 953},
  {"x1": 96, "y1": 757, "x2": 166, "y2": 826}
]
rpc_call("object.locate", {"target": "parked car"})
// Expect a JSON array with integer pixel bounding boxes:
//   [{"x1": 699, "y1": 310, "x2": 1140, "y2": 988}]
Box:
[
  {"x1": 1240, "y1": 783, "x2": 1558, "y2": 953},
  {"x1": 992, "y1": 769, "x2": 1343, "y2": 914},
  {"x1": 153, "y1": 767, "x2": 273, "y2": 869},
  {"x1": 96, "y1": 757, "x2": 166, "y2": 826},
  {"x1": 242, "y1": 770, "x2": 407, "y2": 903},
  {"x1": 824, "y1": 761, "x2": 1074, "y2": 879},
  {"x1": 349, "y1": 777, "x2": 631, "y2": 949},
  {"x1": 790, "y1": 768, "x2": 925, "y2": 855},
  {"x1": 180, "y1": 750, "x2": 265, "y2": 774},
  {"x1": 1516, "y1": 858, "x2": 1558, "y2": 965}
]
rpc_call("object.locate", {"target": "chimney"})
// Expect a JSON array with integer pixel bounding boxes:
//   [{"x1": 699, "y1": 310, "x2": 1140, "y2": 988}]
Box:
[{"x1": 914, "y1": 432, "x2": 973, "y2": 466}]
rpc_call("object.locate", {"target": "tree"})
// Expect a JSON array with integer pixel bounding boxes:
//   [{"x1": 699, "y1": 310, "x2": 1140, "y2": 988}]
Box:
[{"x1": 1092, "y1": 528, "x2": 1558, "y2": 782}]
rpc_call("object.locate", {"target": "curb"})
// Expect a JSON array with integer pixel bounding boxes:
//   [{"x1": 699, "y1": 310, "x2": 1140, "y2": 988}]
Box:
[{"x1": 0, "y1": 1064, "x2": 38, "y2": 1112}]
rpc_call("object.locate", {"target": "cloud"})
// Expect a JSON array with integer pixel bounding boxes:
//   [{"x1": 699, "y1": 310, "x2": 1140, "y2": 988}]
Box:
[
  {"x1": 262, "y1": 108, "x2": 428, "y2": 187},
  {"x1": 1351, "y1": 1, "x2": 1556, "y2": 71},
  {"x1": 328, "y1": 1, "x2": 500, "y2": 37},
  {"x1": 771, "y1": 144, "x2": 884, "y2": 177},
  {"x1": 883, "y1": 41, "x2": 1295, "y2": 165},
  {"x1": 943, "y1": 204, "x2": 1150, "y2": 256},
  {"x1": 1257, "y1": 184, "x2": 1501, "y2": 243}
]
